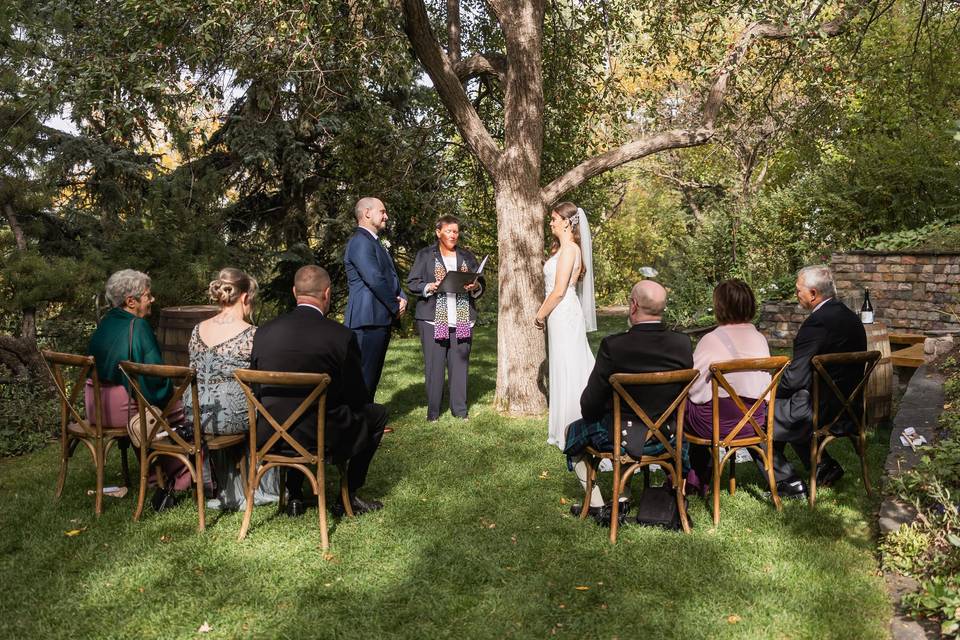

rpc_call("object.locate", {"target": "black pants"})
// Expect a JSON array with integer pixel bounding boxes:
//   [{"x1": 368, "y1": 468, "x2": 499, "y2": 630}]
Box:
[
  {"x1": 353, "y1": 325, "x2": 392, "y2": 403},
  {"x1": 763, "y1": 395, "x2": 836, "y2": 483},
  {"x1": 418, "y1": 321, "x2": 472, "y2": 419},
  {"x1": 288, "y1": 403, "x2": 388, "y2": 497}
]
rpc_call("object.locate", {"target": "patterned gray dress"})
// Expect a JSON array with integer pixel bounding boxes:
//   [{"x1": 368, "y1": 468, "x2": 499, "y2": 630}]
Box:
[{"x1": 185, "y1": 325, "x2": 280, "y2": 510}]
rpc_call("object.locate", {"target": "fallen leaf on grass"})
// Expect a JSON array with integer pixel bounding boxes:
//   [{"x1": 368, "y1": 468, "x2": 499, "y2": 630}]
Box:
[
  {"x1": 197, "y1": 622, "x2": 212, "y2": 633},
  {"x1": 160, "y1": 535, "x2": 172, "y2": 543},
  {"x1": 575, "y1": 586, "x2": 590, "y2": 591},
  {"x1": 727, "y1": 615, "x2": 741, "y2": 624},
  {"x1": 64, "y1": 528, "x2": 86, "y2": 537},
  {"x1": 322, "y1": 552, "x2": 336, "y2": 562},
  {"x1": 511, "y1": 535, "x2": 517, "y2": 544},
  {"x1": 559, "y1": 497, "x2": 568, "y2": 505},
  {"x1": 538, "y1": 470, "x2": 550, "y2": 479},
  {"x1": 137, "y1": 587, "x2": 144, "y2": 593}
]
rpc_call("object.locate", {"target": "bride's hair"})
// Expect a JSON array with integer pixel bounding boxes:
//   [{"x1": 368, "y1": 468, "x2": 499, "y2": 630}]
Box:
[{"x1": 549, "y1": 201, "x2": 585, "y2": 280}]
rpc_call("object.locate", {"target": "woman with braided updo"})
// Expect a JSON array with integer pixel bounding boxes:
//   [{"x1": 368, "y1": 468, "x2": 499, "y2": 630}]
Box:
[{"x1": 184, "y1": 267, "x2": 280, "y2": 510}]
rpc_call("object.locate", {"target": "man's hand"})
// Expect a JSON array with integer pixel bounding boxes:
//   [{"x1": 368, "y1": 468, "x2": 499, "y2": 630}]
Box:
[{"x1": 397, "y1": 297, "x2": 408, "y2": 317}]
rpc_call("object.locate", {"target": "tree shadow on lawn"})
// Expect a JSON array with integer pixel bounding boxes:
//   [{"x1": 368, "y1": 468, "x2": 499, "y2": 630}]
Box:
[{"x1": 0, "y1": 417, "x2": 887, "y2": 639}]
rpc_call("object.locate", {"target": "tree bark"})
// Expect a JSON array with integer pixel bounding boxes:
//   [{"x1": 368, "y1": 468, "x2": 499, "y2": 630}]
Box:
[{"x1": 1, "y1": 202, "x2": 44, "y2": 380}]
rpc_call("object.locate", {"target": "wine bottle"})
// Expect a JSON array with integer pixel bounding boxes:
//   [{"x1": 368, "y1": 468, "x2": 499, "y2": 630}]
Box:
[{"x1": 860, "y1": 287, "x2": 874, "y2": 324}]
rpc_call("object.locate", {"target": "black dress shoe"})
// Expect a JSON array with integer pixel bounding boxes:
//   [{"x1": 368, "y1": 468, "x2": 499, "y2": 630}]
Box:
[
  {"x1": 332, "y1": 496, "x2": 384, "y2": 517},
  {"x1": 595, "y1": 500, "x2": 633, "y2": 528},
  {"x1": 285, "y1": 498, "x2": 306, "y2": 517},
  {"x1": 770, "y1": 478, "x2": 807, "y2": 500},
  {"x1": 569, "y1": 503, "x2": 604, "y2": 518},
  {"x1": 816, "y1": 459, "x2": 845, "y2": 488}
]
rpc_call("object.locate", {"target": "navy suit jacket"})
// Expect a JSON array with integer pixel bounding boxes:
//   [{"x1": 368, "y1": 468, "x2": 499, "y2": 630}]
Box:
[{"x1": 343, "y1": 228, "x2": 406, "y2": 328}]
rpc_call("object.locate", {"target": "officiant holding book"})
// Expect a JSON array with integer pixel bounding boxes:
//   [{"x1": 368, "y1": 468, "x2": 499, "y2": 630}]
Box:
[{"x1": 407, "y1": 215, "x2": 486, "y2": 421}]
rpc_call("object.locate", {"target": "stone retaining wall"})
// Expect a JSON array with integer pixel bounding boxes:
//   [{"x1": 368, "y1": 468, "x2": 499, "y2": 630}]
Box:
[{"x1": 757, "y1": 251, "x2": 960, "y2": 347}]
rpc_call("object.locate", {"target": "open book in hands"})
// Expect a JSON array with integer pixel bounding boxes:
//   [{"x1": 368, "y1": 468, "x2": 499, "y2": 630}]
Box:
[{"x1": 436, "y1": 255, "x2": 488, "y2": 294}]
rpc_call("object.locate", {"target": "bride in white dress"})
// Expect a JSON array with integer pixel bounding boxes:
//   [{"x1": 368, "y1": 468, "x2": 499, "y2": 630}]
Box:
[{"x1": 535, "y1": 202, "x2": 597, "y2": 450}]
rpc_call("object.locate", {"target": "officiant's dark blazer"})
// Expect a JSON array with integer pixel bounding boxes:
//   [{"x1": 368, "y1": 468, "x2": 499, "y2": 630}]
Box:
[
  {"x1": 250, "y1": 305, "x2": 374, "y2": 461},
  {"x1": 580, "y1": 322, "x2": 693, "y2": 456},
  {"x1": 774, "y1": 297, "x2": 867, "y2": 439},
  {"x1": 406, "y1": 243, "x2": 485, "y2": 323}
]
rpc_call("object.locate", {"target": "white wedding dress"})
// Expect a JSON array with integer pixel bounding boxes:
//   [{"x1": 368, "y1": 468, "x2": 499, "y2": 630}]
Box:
[{"x1": 544, "y1": 247, "x2": 596, "y2": 450}]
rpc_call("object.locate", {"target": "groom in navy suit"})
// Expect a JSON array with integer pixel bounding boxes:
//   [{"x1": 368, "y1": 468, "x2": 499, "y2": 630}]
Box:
[{"x1": 344, "y1": 197, "x2": 407, "y2": 401}]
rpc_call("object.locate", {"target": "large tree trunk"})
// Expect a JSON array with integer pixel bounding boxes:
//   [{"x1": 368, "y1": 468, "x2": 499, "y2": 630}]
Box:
[
  {"x1": 493, "y1": 180, "x2": 547, "y2": 414},
  {"x1": 1, "y1": 202, "x2": 44, "y2": 380}
]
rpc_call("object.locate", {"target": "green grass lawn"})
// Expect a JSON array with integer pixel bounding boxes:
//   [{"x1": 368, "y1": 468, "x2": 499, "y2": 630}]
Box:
[{"x1": 0, "y1": 317, "x2": 891, "y2": 639}]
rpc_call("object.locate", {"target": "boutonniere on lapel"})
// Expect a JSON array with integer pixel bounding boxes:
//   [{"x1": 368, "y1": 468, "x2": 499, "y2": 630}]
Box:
[{"x1": 379, "y1": 237, "x2": 391, "y2": 250}]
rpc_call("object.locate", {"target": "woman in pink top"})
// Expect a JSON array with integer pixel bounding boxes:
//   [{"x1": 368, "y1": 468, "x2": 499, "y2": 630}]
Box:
[{"x1": 685, "y1": 280, "x2": 771, "y2": 495}]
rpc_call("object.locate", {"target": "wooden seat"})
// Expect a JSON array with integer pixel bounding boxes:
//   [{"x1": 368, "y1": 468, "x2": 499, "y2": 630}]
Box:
[
  {"x1": 581, "y1": 369, "x2": 699, "y2": 543},
  {"x1": 233, "y1": 369, "x2": 352, "y2": 550},
  {"x1": 41, "y1": 350, "x2": 132, "y2": 516},
  {"x1": 119, "y1": 361, "x2": 244, "y2": 531},
  {"x1": 685, "y1": 356, "x2": 790, "y2": 525},
  {"x1": 808, "y1": 350, "x2": 881, "y2": 507}
]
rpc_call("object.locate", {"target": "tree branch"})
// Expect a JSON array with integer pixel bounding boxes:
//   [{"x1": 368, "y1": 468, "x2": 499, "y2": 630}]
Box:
[
  {"x1": 543, "y1": 1, "x2": 870, "y2": 204},
  {"x1": 401, "y1": 0, "x2": 501, "y2": 174},
  {"x1": 454, "y1": 53, "x2": 508, "y2": 82},
  {"x1": 541, "y1": 128, "x2": 713, "y2": 206}
]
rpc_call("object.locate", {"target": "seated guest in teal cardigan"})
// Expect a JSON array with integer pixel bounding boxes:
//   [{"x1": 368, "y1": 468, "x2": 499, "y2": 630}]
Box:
[{"x1": 86, "y1": 269, "x2": 191, "y2": 495}]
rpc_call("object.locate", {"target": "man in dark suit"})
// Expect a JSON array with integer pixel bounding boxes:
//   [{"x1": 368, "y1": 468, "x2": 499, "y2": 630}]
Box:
[
  {"x1": 251, "y1": 265, "x2": 387, "y2": 517},
  {"x1": 565, "y1": 280, "x2": 694, "y2": 521},
  {"x1": 343, "y1": 197, "x2": 407, "y2": 402},
  {"x1": 767, "y1": 265, "x2": 867, "y2": 499}
]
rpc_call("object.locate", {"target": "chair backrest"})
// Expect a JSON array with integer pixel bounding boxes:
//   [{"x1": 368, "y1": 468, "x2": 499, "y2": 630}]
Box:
[
  {"x1": 709, "y1": 356, "x2": 790, "y2": 445},
  {"x1": 232, "y1": 369, "x2": 331, "y2": 463},
  {"x1": 42, "y1": 350, "x2": 101, "y2": 438},
  {"x1": 119, "y1": 361, "x2": 201, "y2": 452},
  {"x1": 810, "y1": 350, "x2": 881, "y2": 436},
  {"x1": 609, "y1": 369, "x2": 699, "y2": 459}
]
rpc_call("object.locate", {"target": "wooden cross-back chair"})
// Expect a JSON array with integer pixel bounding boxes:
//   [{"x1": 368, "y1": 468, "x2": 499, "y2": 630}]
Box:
[
  {"x1": 581, "y1": 369, "x2": 699, "y2": 543},
  {"x1": 233, "y1": 369, "x2": 352, "y2": 550},
  {"x1": 808, "y1": 350, "x2": 881, "y2": 508},
  {"x1": 685, "y1": 356, "x2": 790, "y2": 525},
  {"x1": 119, "y1": 361, "x2": 245, "y2": 531},
  {"x1": 41, "y1": 350, "x2": 131, "y2": 515}
]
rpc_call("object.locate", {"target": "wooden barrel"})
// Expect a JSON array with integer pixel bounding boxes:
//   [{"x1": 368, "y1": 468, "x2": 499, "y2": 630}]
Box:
[
  {"x1": 864, "y1": 322, "x2": 892, "y2": 426},
  {"x1": 157, "y1": 306, "x2": 218, "y2": 366}
]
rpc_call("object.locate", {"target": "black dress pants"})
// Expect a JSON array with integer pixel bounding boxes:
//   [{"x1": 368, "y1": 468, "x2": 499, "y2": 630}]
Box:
[
  {"x1": 418, "y1": 321, "x2": 472, "y2": 419},
  {"x1": 287, "y1": 403, "x2": 387, "y2": 498}
]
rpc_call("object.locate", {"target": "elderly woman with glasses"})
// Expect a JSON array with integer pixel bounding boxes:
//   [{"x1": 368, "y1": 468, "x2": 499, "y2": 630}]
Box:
[{"x1": 85, "y1": 269, "x2": 191, "y2": 498}]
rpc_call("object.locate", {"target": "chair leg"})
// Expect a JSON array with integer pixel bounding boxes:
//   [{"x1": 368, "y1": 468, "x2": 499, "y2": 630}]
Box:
[
  {"x1": 318, "y1": 465, "x2": 330, "y2": 551},
  {"x1": 196, "y1": 450, "x2": 206, "y2": 533},
  {"x1": 55, "y1": 436, "x2": 71, "y2": 499},
  {"x1": 808, "y1": 437, "x2": 821, "y2": 509},
  {"x1": 94, "y1": 438, "x2": 105, "y2": 517},
  {"x1": 133, "y1": 451, "x2": 149, "y2": 522},
  {"x1": 238, "y1": 465, "x2": 260, "y2": 541},
  {"x1": 277, "y1": 467, "x2": 286, "y2": 513},
  {"x1": 765, "y1": 449, "x2": 782, "y2": 512},
  {"x1": 857, "y1": 436, "x2": 873, "y2": 496},
  {"x1": 711, "y1": 446, "x2": 721, "y2": 526},
  {"x1": 642, "y1": 466, "x2": 650, "y2": 489},
  {"x1": 676, "y1": 468, "x2": 691, "y2": 534},
  {"x1": 338, "y1": 463, "x2": 353, "y2": 518},
  {"x1": 729, "y1": 456, "x2": 737, "y2": 495},
  {"x1": 609, "y1": 463, "x2": 621, "y2": 544}
]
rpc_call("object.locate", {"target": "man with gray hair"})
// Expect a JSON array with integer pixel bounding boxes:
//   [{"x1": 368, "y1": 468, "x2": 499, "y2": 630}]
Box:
[
  {"x1": 343, "y1": 197, "x2": 407, "y2": 402},
  {"x1": 564, "y1": 280, "x2": 693, "y2": 524},
  {"x1": 766, "y1": 264, "x2": 867, "y2": 499}
]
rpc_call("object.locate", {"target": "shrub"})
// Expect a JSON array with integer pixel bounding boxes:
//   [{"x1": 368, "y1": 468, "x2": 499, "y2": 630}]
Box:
[{"x1": 0, "y1": 381, "x2": 58, "y2": 457}]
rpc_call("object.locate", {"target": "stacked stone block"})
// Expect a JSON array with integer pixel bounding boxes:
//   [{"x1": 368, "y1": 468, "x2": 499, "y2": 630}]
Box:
[{"x1": 757, "y1": 251, "x2": 960, "y2": 346}]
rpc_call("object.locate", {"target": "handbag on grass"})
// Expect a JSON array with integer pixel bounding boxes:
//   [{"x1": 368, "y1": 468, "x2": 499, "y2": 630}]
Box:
[{"x1": 634, "y1": 486, "x2": 688, "y2": 530}]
